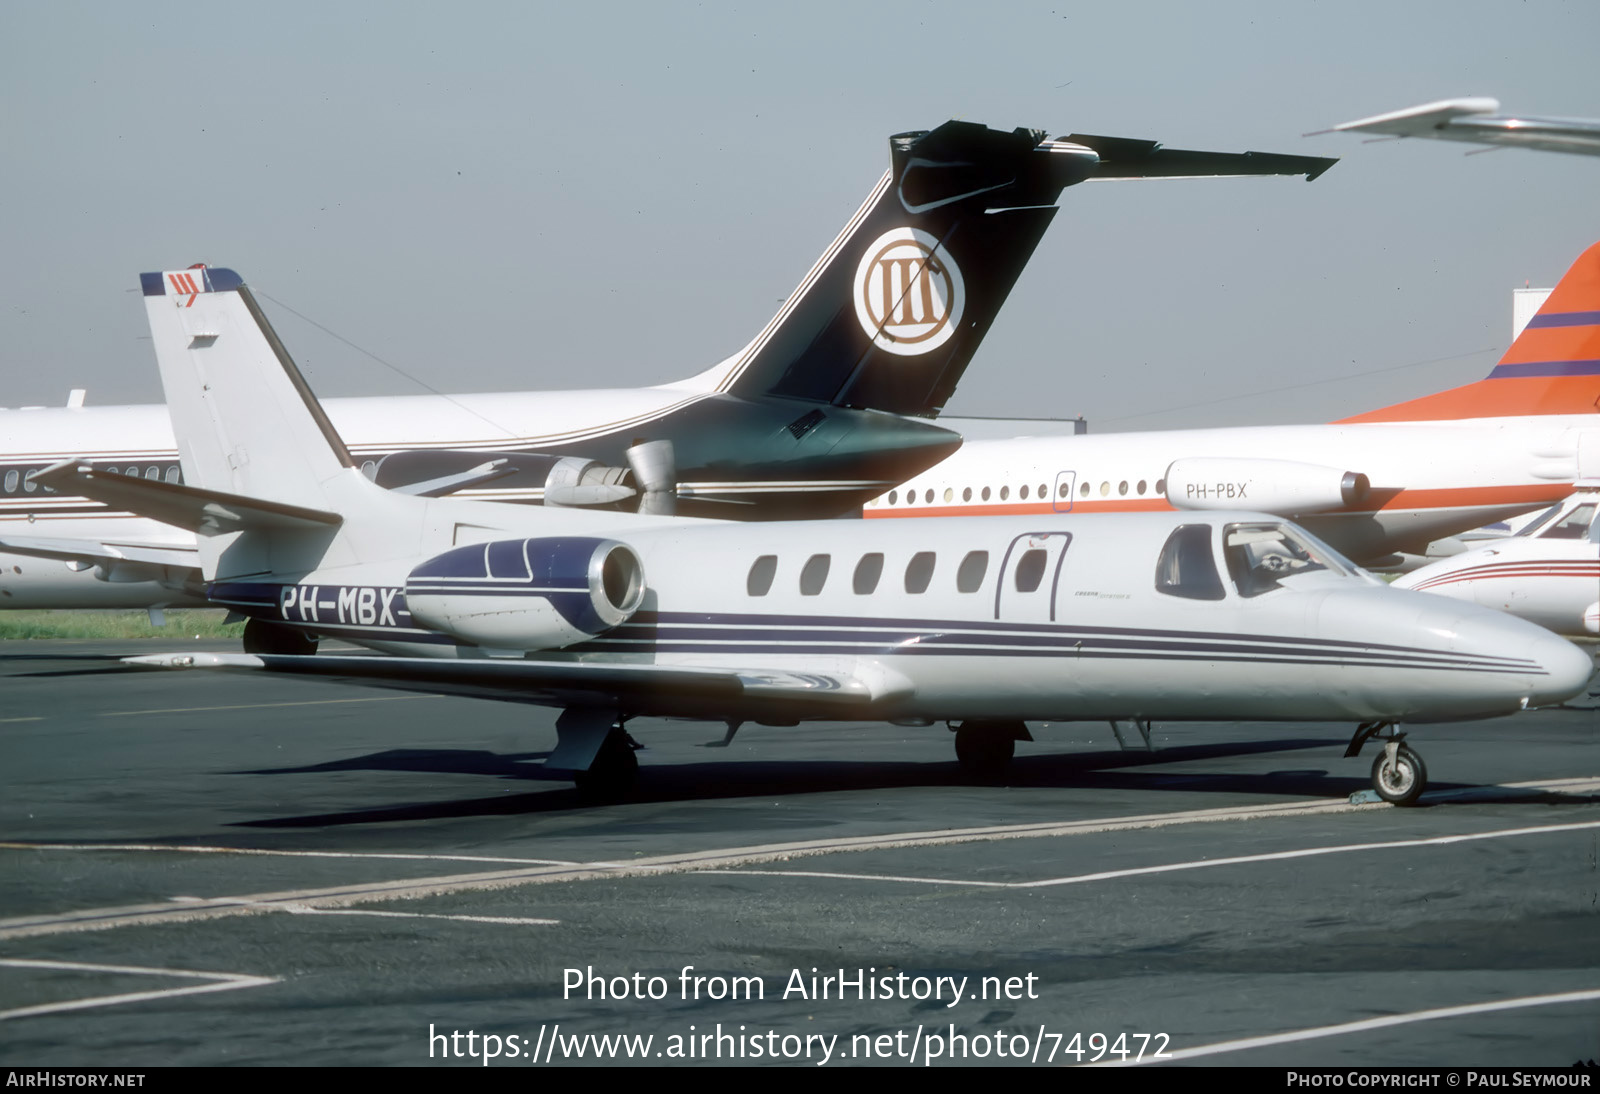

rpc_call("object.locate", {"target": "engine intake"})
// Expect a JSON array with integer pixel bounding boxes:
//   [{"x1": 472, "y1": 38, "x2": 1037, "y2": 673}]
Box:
[{"x1": 406, "y1": 536, "x2": 644, "y2": 651}]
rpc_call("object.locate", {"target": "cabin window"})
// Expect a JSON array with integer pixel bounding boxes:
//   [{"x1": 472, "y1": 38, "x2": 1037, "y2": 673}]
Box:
[
  {"x1": 956, "y1": 550, "x2": 989, "y2": 593},
  {"x1": 904, "y1": 551, "x2": 936, "y2": 594},
  {"x1": 1037, "y1": 482, "x2": 1046, "y2": 499},
  {"x1": 1137, "y1": 479, "x2": 1147, "y2": 495},
  {"x1": 1118, "y1": 480, "x2": 1129, "y2": 496},
  {"x1": 887, "y1": 490, "x2": 898, "y2": 505},
  {"x1": 1155, "y1": 478, "x2": 1165, "y2": 495},
  {"x1": 165, "y1": 466, "x2": 181, "y2": 484},
  {"x1": 3, "y1": 470, "x2": 16, "y2": 493},
  {"x1": 981, "y1": 486, "x2": 991, "y2": 502},
  {"x1": 145, "y1": 466, "x2": 159, "y2": 480},
  {"x1": 962, "y1": 487, "x2": 972, "y2": 502},
  {"x1": 799, "y1": 553, "x2": 831, "y2": 596},
  {"x1": 1014, "y1": 548, "x2": 1049, "y2": 593},
  {"x1": 1019, "y1": 485, "x2": 1030, "y2": 501},
  {"x1": 1080, "y1": 481, "x2": 1090, "y2": 497},
  {"x1": 999, "y1": 486, "x2": 1010, "y2": 501},
  {"x1": 853, "y1": 553, "x2": 884, "y2": 594},
  {"x1": 1541, "y1": 504, "x2": 1597, "y2": 540},
  {"x1": 23, "y1": 471, "x2": 37, "y2": 493},
  {"x1": 747, "y1": 555, "x2": 777, "y2": 597},
  {"x1": 1058, "y1": 482, "x2": 1070, "y2": 499},
  {"x1": 125, "y1": 467, "x2": 139, "y2": 478},
  {"x1": 943, "y1": 488, "x2": 953, "y2": 503},
  {"x1": 1155, "y1": 524, "x2": 1225, "y2": 601},
  {"x1": 924, "y1": 489, "x2": 934, "y2": 504}
]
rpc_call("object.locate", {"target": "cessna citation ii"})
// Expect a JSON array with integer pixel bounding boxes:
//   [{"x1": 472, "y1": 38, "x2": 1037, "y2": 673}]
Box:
[
  {"x1": 96, "y1": 266, "x2": 1593, "y2": 807},
  {"x1": 864, "y1": 238, "x2": 1600, "y2": 569},
  {"x1": 0, "y1": 122, "x2": 1335, "y2": 616},
  {"x1": 1395, "y1": 482, "x2": 1600, "y2": 639}
]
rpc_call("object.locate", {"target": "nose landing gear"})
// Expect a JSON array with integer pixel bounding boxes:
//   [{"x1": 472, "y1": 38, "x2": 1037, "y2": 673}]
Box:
[{"x1": 1345, "y1": 721, "x2": 1428, "y2": 806}]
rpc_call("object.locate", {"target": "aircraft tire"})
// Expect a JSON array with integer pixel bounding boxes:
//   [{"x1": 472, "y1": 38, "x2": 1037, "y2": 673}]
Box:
[
  {"x1": 573, "y1": 730, "x2": 639, "y2": 799},
  {"x1": 1371, "y1": 744, "x2": 1427, "y2": 806},
  {"x1": 242, "y1": 618, "x2": 319, "y2": 656},
  {"x1": 954, "y1": 722, "x2": 1015, "y2": 779}
]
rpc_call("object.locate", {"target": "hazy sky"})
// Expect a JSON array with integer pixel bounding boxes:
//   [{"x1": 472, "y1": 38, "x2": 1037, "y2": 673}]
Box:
[{"x1": 3, "y1": 1, "x2": 1597, "y2": 431}]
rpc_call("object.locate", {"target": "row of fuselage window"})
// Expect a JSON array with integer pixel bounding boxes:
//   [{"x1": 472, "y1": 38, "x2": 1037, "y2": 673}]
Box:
[
  {"x1": 869, "y1": 477, "x2": 1167, "y2": 508},
  {"x1": 1, "y1": 464, "x2": 182, "y2": 495},
  {"x1": 746, "y1": 547, "x2": 1056, "y2": 598}
]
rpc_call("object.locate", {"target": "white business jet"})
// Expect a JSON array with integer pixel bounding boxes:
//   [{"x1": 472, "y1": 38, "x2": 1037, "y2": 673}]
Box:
[
  {"x1": 864, "y1": 238, "x2": 1600, "y2": 569},
  {"x1": 0, "y1": 122, "x2": 1335, "y2": 615},
  {"x1": 1395, "y1": 482, "x2": 1600, "y2": 639},
  {"x1": 96, "y1": 268, "x2": 1591, "y2": 806}
]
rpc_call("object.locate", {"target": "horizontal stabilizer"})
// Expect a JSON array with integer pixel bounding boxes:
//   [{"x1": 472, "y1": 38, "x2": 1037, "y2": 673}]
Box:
[
  {"x1": 0, "y1": 534, "x2": 199, "y2": 570},
  {"x1": 1064, "y1": 134, "x2": 1337, "y2": 181},
  {"x1": 32, "y1": 461, "x2": 342, "y2": 537},
  {"x1": 125, "y1": 652, "x2": 914, "y2": 721},
  {"x1": 1327, "y1": 98, "x2": 1600, "y2": 158}
]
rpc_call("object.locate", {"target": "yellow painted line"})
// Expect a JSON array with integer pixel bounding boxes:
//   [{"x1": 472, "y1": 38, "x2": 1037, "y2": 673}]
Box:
[{"x1": 99, "y1": 694, "x2": 443, "y2": 717}]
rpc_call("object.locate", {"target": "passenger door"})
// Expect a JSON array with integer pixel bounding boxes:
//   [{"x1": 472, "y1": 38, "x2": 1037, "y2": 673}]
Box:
[{"x1": 994, "y1": 531, "x2": 1073, "y2": 622}]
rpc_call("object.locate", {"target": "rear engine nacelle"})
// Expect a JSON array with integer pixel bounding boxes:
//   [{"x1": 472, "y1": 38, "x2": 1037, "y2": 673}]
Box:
[
  {"x1": 1165, "y1": 458, "x2": 1370, "y2": 515},
  {"x1": 405, "y1": 537, "x2": 645, "y2": 650}
]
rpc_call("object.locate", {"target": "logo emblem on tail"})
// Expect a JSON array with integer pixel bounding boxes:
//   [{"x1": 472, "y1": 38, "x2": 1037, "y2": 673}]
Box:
[{"x1": 853, "y1": 228, "x2": 965, "y2": 356}]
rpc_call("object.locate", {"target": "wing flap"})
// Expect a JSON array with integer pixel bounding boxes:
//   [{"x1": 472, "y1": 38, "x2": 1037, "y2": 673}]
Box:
[
  {"x1": 31, "y1": 461, "x2": 342, "y2": 536},
  {"x1": 123, "y1": 652, "x2": 914, "y2": 720}
]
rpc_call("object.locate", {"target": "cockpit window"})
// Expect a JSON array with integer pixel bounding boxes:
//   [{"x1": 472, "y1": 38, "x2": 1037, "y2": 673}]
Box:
[
  {"x1": 1513, "y1": 503, "x2": 1563, "y2": 539},
  {"x1": 1154, "y1": 524, "x2": 1224, "y2": 601},
  {"x1": 1538, "y1": 503, "x2": 1597, "y2": 540},
  {"x1": 1223, "y1": 522, "x2": 1351, "y2": 597}
]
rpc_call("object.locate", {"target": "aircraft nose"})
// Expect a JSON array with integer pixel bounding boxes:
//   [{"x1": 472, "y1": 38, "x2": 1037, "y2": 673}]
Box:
[
  {"x1": 1436, "y1": 604, "x2": 1595, "y2": 708},
  {"x1": 1524, "y1": 629, "x2": 1596, "y2": 707}
]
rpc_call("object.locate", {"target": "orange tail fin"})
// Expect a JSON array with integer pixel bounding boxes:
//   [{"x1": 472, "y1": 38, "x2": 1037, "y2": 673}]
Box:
[{"x1": 1341, "y1": 239, "x2": 1600, "y2": 423}]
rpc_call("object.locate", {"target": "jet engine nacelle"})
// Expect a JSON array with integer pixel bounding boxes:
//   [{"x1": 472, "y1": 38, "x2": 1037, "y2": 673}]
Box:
[
  {"x1": 1164, "y1": 458, "x2": 1370, "y2": 515},
  {"x1": 405, "y1": 536, "x2": 645, "y2": 651}
]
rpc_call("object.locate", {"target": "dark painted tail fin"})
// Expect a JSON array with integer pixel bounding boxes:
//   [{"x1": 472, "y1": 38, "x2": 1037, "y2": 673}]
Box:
[{"x1": 692, "y1": 120, "x2": 1335, "y2": 418}]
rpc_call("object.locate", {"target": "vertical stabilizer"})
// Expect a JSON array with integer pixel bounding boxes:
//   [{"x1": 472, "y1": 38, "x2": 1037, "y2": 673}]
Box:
[
  {"x1": 1342, "y1": 240, "x2": 1600, "y2": 423},
  {"x1": 140, "y1": 267, "x2": 412, "y2": 577}
]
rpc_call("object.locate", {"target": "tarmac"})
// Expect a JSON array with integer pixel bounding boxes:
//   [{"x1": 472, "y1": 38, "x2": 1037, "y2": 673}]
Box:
[{"x1": 1, "y1": 638, "x2": 1597, "y2": 1067}]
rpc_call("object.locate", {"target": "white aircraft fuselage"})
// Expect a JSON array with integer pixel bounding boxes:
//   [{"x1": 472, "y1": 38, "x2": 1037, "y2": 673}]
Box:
[{"x1": 862, "y1": 417, "x2": 1599, "y2": 565}]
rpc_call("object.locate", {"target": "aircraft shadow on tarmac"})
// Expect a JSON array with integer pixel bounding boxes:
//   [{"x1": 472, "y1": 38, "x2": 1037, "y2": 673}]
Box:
[{"x1": 228, "y1": 736, "x2": 1407, "y2": 828}]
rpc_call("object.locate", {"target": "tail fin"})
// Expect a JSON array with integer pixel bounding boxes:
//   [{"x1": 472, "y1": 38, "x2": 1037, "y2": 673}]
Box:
[
  {"x1": 1341, "y1": 240, "x2": 1600, "y2": 423},
  {"x1": 693, "y1": 121, "x2": 1334, "y2": 418},
  {"x1": 141, "y1": 267, "x2": 406, "y2": 576}
]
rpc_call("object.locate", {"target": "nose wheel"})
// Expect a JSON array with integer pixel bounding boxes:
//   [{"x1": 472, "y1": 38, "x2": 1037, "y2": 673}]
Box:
[
  {"x1": 1346, "y1": 722, "x2": 1429, "y2": 806},
  {"x1": 1371, "y1": 742, "x2": 1427, "y2": 806}
]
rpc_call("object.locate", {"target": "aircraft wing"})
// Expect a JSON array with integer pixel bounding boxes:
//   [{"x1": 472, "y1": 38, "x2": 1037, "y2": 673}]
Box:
[
  {"x1": 124, "y1": 652, "x2": 916, "y2": 722},
  {"x1": 1063, "y1": 134, "x2": 1337, "y2": 181},
  {"x1": 31, "y1": 460, "x2": 342, "y2": 536},
  {"x1": 0, "y1": 534, "x2": 199, "y2": 572},
  {"x1": 1328, "y1": 98, "x2": 1600, "y2": 157}
]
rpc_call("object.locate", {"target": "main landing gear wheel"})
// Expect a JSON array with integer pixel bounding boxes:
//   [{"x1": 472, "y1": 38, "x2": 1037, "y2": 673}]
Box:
[
  {"x1": 954, "y1": 721, "x2": 1017, "y2": 779},
  {"x1": 573, "y1": 730, "x2": 640, "y2": 799},
  {"x1": 241, "y1": 618, "x2": 319, "y2": 656},
  {"x1": 1371, "y1": 743, "x2": 1427, "y2": 807}
]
